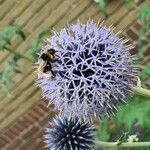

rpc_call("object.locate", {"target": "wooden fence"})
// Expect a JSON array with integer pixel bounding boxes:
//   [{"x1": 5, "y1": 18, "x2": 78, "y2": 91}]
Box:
[{"x1": 0, "y1": 0, "x2": 149, "y2": 149}]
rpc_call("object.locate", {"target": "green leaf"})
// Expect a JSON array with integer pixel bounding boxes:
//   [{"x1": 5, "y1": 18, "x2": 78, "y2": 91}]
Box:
[
  {"x1": 98, "y1": 0, "x2": 107, "y2": 14},
  {"x1": 12, "y1": 24, "x2": 26, "y2": 40},
  {"x1": 0, "y1": 25, "x2": 25, "y2": 50},
  {"x1": 123, "y1": 0, "x2": 134, "y2": 4},
  {"x1": 97, "y1": 117, "x2": 110, "y2": 141},
  {"x1": 115, "y1": 96, "x2": 150, "y2": 132},
  {"x1": 138, "y1": 44, "x2": 149, "y2": 58},
  {"x1": 30, "y1": 28, "x2": 52, "y2": 62},
  {"x1": 141, "y1": 63, "x2": 150, "y2": 83},
  {"x1": 116, "y1": 132, "x2": 128, "y2": 145},
  {"x1": 12, "y1": 52, "x2": 22, "y2": 62},
  {"x1": 0, "y1": 54, "x2": 21, "y2": 95},
  {"x1": 138, "y1": 4, "x2": 150, "y2": 22},
  {"x1": 0, "y1": 25, "x2": 26, "y2": 95},
  {"x1": 136, "y1": 5, "x2": 150, "y2": 60},
  {"x1": 13, "y1": 68, "x2": 22, "y2": 73},
  {"x1": 0, "y1": 84, "x2": 11, "y2": 96}
]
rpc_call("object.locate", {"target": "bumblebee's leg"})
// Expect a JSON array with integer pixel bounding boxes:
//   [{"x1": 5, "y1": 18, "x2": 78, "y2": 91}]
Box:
[
  {"x1": 43, "y1": 65, "x2": 49, "y2": 73},
  {"x1": 47, "y1": 61, "x2": 56, "y2": 77},
  {"x1": 51, "y1": 70, "x2": 56, "y2": 77}
]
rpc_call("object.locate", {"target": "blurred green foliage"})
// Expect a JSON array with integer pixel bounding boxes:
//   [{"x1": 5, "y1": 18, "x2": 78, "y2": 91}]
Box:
[
  {"x1": 94, "y1": 0, "x2": 146, "y2": 16},
  {"x1": 0, "y1": 25, "x2": 52, "y2": 96},
  {"x1": 0, "y1": 25, "x2": 26, "y2": 95},
  {"x1": 30, "y1": 28, "x2": 52, "y2": 62},
  {"x1": 137, "y1": 5, "x2": 150, "y2": 58},
  {"x1": 0, "y1": 54, "x2": 21, "y2": 96},
  {"x1": 96, "y1": 4, "x2": 150, "y2": 149},
  {"x1": 115, "y1": 96, "x2": 150, "y2": 134},
  {"x1": 137, "y1": 4, "x2": 150, "y2": 87},
  {"x1": 138, "y1": 4, "x2": 150, "y2": 22},
  {"x1": 0, "y1": 25, "x2": 25, "y2": 50},
  {"x1": 94, "y1": 0, "x2": 108, "y2": 16},
  {"x1": 97, "y1": 117, "x2": 110, "y2": 141}
]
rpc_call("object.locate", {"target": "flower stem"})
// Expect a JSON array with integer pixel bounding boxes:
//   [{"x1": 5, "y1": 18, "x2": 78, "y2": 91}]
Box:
[
  {"x1": 131, "y1": 86, "x2": 150, "y2": 97},
  {"x1": 95, "y1": 141, "x2": 150, "y2": 148}
]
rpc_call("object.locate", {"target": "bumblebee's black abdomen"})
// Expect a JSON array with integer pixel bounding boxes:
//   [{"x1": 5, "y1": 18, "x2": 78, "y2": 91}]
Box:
[
  {"x1": 43, "y1": 61, "x2": 55, "y2": 76},
  {"x1": 41, "y1": 53, "x2": 50, "y2": 60},
  {"x1": 43, "y1": 66, "x2": 50, "y2": 73}
]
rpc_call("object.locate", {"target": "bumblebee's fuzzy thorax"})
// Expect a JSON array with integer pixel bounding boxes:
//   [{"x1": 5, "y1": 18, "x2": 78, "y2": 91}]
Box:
[
  {"x1": 41, "y1": 49, "x2": 55, "y2": 60},
  {"x1": 36, "y1": 48, "x2": 56, "y2": 77}
]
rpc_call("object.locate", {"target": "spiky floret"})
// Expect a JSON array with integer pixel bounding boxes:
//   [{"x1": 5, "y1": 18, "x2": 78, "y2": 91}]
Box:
[
  {"x1": 44, "y1": 115, "x2": 95, "y2": 150},
  {"x1": 36, "y1": 19, "x2": 139, "y2": 119}
]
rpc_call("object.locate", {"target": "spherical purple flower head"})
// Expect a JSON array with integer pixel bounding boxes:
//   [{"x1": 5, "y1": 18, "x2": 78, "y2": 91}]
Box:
[
  {"x1": 36, "y1": 19, "x2": 138, "y2": 119},
  {"x1": 44, "y1": 115, "x2": 95, "y2": 150}
]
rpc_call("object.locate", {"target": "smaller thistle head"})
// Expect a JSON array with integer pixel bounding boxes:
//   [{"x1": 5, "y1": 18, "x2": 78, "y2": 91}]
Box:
[{"x1": 44, "y1": 115, "x2": 96, "y2": 150}]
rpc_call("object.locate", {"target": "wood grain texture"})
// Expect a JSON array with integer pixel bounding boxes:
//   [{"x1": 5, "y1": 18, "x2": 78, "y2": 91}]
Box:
[{"x1": 0, "y1": 0, "x2": 149, "y2": 149}]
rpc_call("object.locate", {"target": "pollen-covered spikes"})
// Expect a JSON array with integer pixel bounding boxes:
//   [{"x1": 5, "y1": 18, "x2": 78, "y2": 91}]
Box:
[
  {"x1": 44, "y1": 115, "x2": 96, "y2": 150},
  {"x1": 43, "y1": 38, "x2": 51, "y2": 44}
]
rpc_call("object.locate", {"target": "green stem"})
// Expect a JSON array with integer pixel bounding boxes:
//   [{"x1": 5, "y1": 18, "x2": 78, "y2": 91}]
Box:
[
  {"x1": 131, "y1": 86, "x2": 150, "y2": 97},
  {"x1": 95, "y1": 141, "x2": 150, "y2": 148},
  {"x1": 4, "y1": 46, "x2": 33, "y2": 63}
]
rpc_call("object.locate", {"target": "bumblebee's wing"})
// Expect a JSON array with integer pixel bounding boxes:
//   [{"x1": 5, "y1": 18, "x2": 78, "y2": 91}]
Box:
[{"x1": 37, "y1": 60, "x2": 47, "y2": 75}]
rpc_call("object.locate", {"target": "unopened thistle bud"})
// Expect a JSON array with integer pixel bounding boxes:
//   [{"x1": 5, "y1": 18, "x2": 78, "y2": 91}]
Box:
[{"x1": 44, "y1": 115, "x2": 95, "y2": 150}]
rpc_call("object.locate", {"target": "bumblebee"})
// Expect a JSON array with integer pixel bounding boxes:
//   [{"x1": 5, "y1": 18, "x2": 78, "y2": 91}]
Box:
[{"x1": 37, "y1": 48, "x2": 56, "y2": 77}]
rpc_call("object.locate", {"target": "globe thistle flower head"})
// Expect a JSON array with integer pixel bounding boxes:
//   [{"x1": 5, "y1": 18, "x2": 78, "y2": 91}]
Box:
[
  {"x1": 36, "y1": 19, "x2": 138, "y2": 119},
  {"x1": 44, "y1": 115, "x2": 95, "y2": 150}
]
